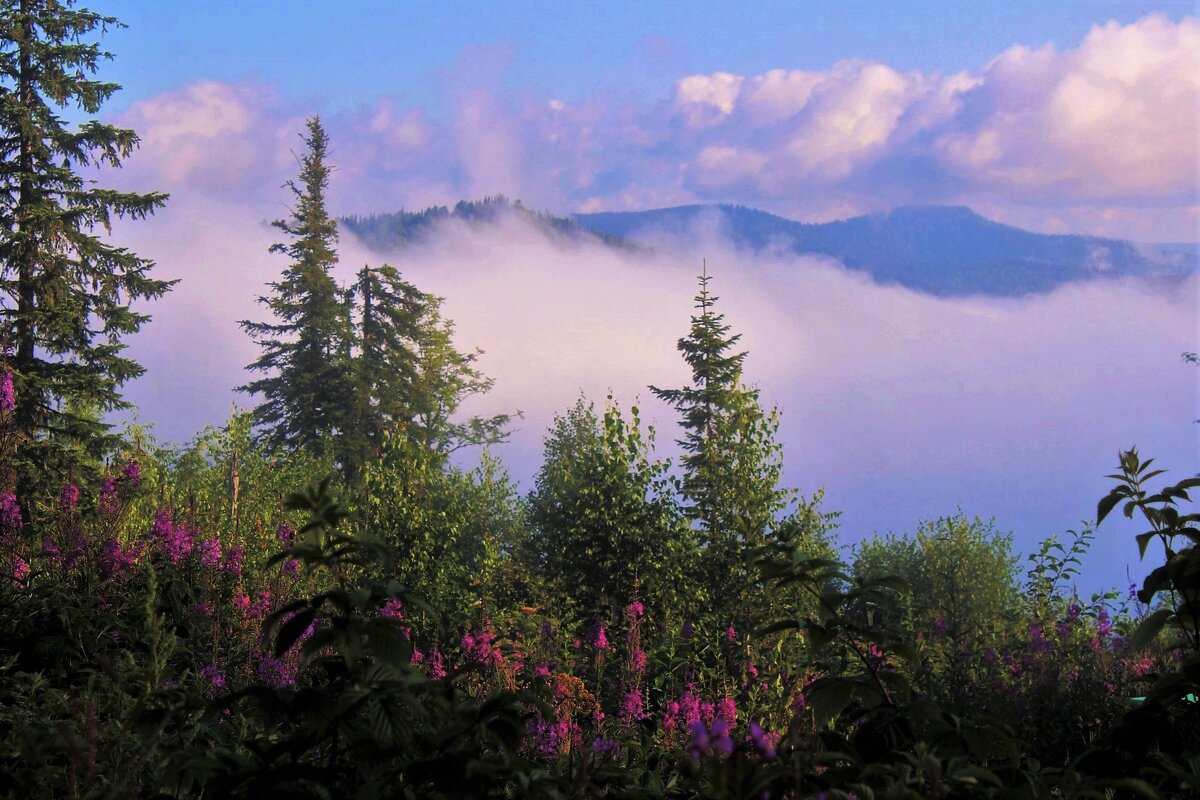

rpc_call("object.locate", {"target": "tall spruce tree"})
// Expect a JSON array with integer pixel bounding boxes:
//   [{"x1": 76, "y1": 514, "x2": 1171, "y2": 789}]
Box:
[
  {"x1": 650, "y1": 264, "x2": 790, "y2": 620},
  {"x1": 0, "y1": 0, "x2": 172, "y2": 517},
  {"x1": 240, "y1": 116, "x2": 353, "y2": 458}
]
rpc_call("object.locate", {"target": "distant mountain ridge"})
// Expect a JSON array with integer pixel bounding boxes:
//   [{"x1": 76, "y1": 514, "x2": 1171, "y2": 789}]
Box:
[
  {"x1": 342, "y1": 198, "x2": 1195, "y2": 297},
  {"x1": 341, "y1": 195, "x2": 630, "y2": 252},
  {"x1": 575, "y1": 204, "x2": 1196, "y2": 297}
]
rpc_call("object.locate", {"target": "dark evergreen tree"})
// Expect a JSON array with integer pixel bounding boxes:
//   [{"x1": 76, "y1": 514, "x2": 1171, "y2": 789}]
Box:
[
  {"x1": 0, "y1": 0, "x2": 172, "y2": 519},
  {"x1": 341, "y1": 263, "x2": 424, "y2": 476},
  {"x1": 650, "y1": 263, "x2": 790, "y2": 622},
  {"x1": 239, "y1": 116, "x2": 353, "y2": 459}
]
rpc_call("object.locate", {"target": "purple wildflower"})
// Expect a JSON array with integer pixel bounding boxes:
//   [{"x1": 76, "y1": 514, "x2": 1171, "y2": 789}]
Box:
[
  {"x1": 591, "y1": 737, "x2": 620, "y2": 756},
  {"x1": 726, "y1": 625, "x2": 737, "y2": 642},
  {"x1": 199, "y1": 539, "x2": 222, "y2": 568},
  {"x1": 0, "y1": 371, "x2": 14, "y2": 413},
  {"x1": 121, "y1": 460, "x2": 142, "y2": 487},
  {"x1": 429, "y1": 648, "x2": 446, "y2": 679},
  {"x1": 275, "y1": 523, "x2": 295, "y2": 546},
  {"x1": 0, "y1": 492, "x2": 22, "y2": 530},
  {"x1": 199, "y1": 663, "x2": 226, "y2": 693},
  {"x1": 256, "y1": 655, "x2": 295, "y2": 688},
  {"x1": 717, "y1": 696, "x2": 737, "y2": 726},
  {"x1": 11, "y1": 556, "x2": 29, "y2": 582},
  {"x1": 749, "y1": 722, "x2": 778, "y2": 758},
  {"x1": 592, "y1": 622, "x2": 609, "y2": 649},
  {"x1": 619, "y1": 689, "x2": 646, "y2": 723},
  {"x1": 626, "y1": 600, "x2": 644, "y2": 619},
  {"x1": 223, "y1": 545, "x2": 245, "y2": 576},
  {"x1": 682, "y1": 620, "x2": 694, "y2": 638},
  {"x1": 98, "y1": 477, "x2": 119, "y2": 517},
  {"x1": 58, "y1": 483, "x2": 80, "y2": 513}
]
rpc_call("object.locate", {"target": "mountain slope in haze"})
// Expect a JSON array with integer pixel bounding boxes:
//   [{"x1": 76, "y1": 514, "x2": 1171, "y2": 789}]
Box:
[
  {"x1": 342, "y1": 195, "x2": 631, "y2": 252},
  {"x1": 575, "y1": 204, "x2": 1196, "y2": 296},
  {"x1": 344, "y1": 198, "x2": 1195, "y2": 297}
]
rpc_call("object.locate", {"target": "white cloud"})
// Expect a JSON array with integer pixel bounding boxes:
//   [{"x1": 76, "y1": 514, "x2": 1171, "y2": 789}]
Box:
[
  {"x1": 106, "y1": 14, "x2": 1200, "y2": 240},
  {"x1": 938, "y1": 15, "x2": 1200, "y2": 202}
]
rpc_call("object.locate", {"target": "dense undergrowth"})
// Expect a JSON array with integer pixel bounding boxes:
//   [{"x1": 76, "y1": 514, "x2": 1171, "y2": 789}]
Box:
[{"x1": 1, "y1": 397, "x2": 1197, "y2": 798}]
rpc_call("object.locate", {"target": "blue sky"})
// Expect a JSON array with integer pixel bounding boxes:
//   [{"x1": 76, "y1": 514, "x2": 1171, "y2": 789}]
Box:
[
  {"x1": 97, "y1": 1, "x2": 1199, "y2": 242},
  {"x1": 102, "y1": 1, "x2": 1194, "y2": 117}
]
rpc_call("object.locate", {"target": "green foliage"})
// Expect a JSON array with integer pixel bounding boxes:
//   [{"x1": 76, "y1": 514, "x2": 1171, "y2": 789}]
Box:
[
  {"x1": 359, "y1": 430, "x2": 525, "y2": 628},
  {"x1": 0, "y1": 0, "x2": 173, "y2": 508},
  {"x1": 853, "y1": 514, "x2": 1020, "y2": 649},
  {"x1": 527, "y1": 396, "x2": 694, "y2": 623}
]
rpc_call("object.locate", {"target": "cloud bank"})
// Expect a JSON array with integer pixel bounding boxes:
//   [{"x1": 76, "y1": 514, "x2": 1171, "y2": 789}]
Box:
[
  {"x1": 111, "y1": 197, "x2": 1196, "y2": 596},
  {"x1": 110, "y1": 14, "x2": 1199, "y2": 242},
  {"x1": 94, "y1": 11, "x2": 1196, "y2": 596}
]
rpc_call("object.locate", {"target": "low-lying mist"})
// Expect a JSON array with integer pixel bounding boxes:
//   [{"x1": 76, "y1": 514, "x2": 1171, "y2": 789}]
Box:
[{"x1": 116, "y1": 199, "x2": 1197, "y2": 594}]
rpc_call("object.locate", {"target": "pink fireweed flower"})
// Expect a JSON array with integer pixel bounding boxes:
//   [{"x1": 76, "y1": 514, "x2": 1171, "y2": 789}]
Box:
[
  {"x1": 534, "y1": 662, "x2": 551, "y2": 678},
  {"x1": 726, "y1": 626, "x2": 736, "y2": 642},
  {"x1": 199, "y1": 663, "x2": 226, "y2": 696},
  {"x1": 682, "y1": 620, "x2": 694, "y2": 638},
  {"x1": 429, "y1": 648, "x2": 447, "y2": 679},
  {"x1": 233, "y1": 588, "x2": 251, "y2": 613},
  {"x1": 249, "y1": 590, "x2": 272, "y2": 622},
  {"x1": 592, "y1": 622, "x2": 609, "y2": 649},
  {"x1": 11, "y1": 556, "x2": 29, "y2": 582},
  {"x1": 275, "y1": 523, "x2": 295, "y2": 546},
  {"x1": 256, "y1": 655, "x2": 295, "y2": 688},
  {"x1": 717, "y1": 696, "x2": 736, "y2": 726},
  {"x1": 0, "y1": 371, "x2": 14, "y2": 413},
  {"x1": 199, "y1": 539, "x2": 222, "y2": 568},
  {"x1": 98, "y1": 477, "x2": 119, "y2": 517},
  {"x1": 195, "y1": 600, "x2": 213, "y2": 618},
  {"x1": 629, "y1": 646, "x2": 648, "y2": 675},
  {"x1": 1097, "y1": 608, "x2": 1113, "y2": 638},
  {"x1": 0, "y1": 492, "x2": 22, "y2": 530},
  {"x1": 99, "y1": 538, "x2": 139, "y2": 579},
  {"x1": 121, "y1": 460, "x2": 142, "y2": 487},
  {"x1": 626, "y1": 601, "x2": 644, "y2": 619},
  {"x1": 222, "y1": 546, "x2": 245, "y2": 576},
  {"x1": 380, "y1": 598, "x2": 405, "y2": 622},
  {"x1": 58, "y1": 483, "x2": 79, "y2": 513},
  {"x1": 462, "y1": 630, "x2": 502, "y2": 665},
  {"x1": 619, "y1": 688, "x2": 646, "y2": 723},
  {"x1": 689, "y1": 719, "x2": 734, "y2": 759},
  {"x1": 39, "y1": 539, "x2": 61, "y2": 566},
  {"x1": 148, "y1": 510, "x2": 192, "y2": 564},
  {"x1": 280, "y1": 557, "x2": 299, "y2": 577}
]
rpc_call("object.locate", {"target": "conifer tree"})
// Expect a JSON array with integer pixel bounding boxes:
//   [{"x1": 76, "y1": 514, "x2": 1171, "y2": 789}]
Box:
[
  {"x1": 0, "y1": 0, "x2": 172, "y2": 516},
  {"x1": 342, "y1": 262, "x2": 424, "y2": 476},
  {"x1": 650, "y1": 264, "x2": 790, "y2": 618},
  {"x1": 240, "y1": 116, "x2": 353, "y2": 458}
]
